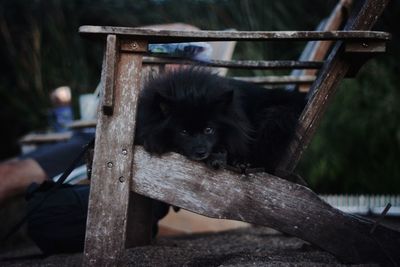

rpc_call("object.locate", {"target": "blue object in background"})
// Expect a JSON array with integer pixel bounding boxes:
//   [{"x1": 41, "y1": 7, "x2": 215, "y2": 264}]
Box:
[
  {"x1": 49, "y1": 106, "x2": 73, "y2": 132},
  {"x1": 149, "y1": 42, "x2": 212, "y2": 61}
]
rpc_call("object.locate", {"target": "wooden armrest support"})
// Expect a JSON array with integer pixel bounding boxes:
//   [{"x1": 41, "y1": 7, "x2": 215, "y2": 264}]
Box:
[
  {"x1": 131, "y1": 146, "x2": 400, "y2": 265},
  {"x1": 80, "y1": 26, "x2": 390, "y2": 43}
]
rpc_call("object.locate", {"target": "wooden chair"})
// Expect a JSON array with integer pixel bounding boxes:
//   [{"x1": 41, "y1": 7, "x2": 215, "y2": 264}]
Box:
[
  {"x1": 234, "y1": 0, "x2": 353, "y2": 91},
  {"x1": 79, "y1": 0, "x2": 400, "y2": 265}
]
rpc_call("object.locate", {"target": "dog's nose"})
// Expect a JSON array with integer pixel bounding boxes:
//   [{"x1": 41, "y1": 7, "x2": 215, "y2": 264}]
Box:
[{"x1": 194, "y1": 148, "x2": 207, "y2": 158}]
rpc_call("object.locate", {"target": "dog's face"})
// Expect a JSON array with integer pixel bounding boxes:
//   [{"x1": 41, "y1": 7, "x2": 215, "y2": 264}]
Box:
[
  {"x1": 172, "y1": 121, "x2": 219, "y2": 160},
  {"x1": 155, "y1": 89, "x2": 233, "y2": 161}
]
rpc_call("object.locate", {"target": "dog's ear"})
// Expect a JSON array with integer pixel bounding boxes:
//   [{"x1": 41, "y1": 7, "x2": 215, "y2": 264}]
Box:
[
  {"x1": 154, "y1": 92, "x2": 172, "y2": 116},
  {"x1": 215, "y1": 90, "x2": 234, "y2": 108}
]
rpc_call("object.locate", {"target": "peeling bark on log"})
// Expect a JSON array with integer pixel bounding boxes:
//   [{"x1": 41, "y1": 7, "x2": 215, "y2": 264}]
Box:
[{"x1": 131, "y1": 147, "x2": 400, "y2": 265}]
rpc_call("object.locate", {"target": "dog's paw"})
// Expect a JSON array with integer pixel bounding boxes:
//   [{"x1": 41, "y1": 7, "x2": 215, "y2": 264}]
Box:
[{"x1": 205, "y1": 151, "x2": 228, "y2": 169}]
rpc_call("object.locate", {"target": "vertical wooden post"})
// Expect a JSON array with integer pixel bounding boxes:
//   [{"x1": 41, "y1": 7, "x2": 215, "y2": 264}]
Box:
[
  {"x1": 125, "y1": 192, "x2": 154, "y2": 248},
  {"x1": 124, "y1": 64, "x2": 165, "y2": 248},
  {"x1": 82, "y1": 37, "x2": 148, "y2": 266},
  {"x1": 277, "y1": 0, "x2": 389, "y2": 172}
]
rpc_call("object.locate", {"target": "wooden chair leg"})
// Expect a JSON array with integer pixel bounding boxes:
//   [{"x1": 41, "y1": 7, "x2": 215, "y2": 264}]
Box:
[
  {"x1": 126, "y1": 192, "x2": 154, "y2": 248},
  {"x1": 82, "y1": 36, "x2": 149, "y2": 266}
]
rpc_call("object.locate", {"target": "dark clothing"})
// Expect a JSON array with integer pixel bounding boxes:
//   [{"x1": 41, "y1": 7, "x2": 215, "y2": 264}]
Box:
[
  {"x1": 26, "y1": 184, "x2": 169, "y2": 255},
  {"x1": 21, "y1": 132, "x2": 170, "y2": 255},
  {"x1": 20, "y1": 131, "x2": 94, "y2": 178}
]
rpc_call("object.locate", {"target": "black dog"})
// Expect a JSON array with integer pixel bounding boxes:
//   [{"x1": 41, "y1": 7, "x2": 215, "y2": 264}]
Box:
[{"x1": 135, "y1": 68, "x2": 306, "y2": 174}]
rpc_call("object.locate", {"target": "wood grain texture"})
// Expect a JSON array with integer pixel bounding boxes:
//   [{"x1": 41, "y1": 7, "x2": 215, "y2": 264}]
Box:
[
  {"x1": 277, "y1": 0, "x2": 390, "y2": 172},
  {"x1": 233, "y1": 75, "x2": 315, "y2": 85},
  {"x1": 124, "y1": 63, "x2": 164, "y2": 249},
  {"x1": 102, "y1": 35, "x2": 117, "y2": 115},
  {"x1": 344, "y1": 41, "x2": 386, "y2": 53},
  {"x1": 79, "y1": 26, "x2": 390, "y2": 42},
  {"x1": 83, "y1": 40, "x2": 147, "y2": 266},
  {"x1": 131, "y1": 146, "x2": 400, "y2": 265}
]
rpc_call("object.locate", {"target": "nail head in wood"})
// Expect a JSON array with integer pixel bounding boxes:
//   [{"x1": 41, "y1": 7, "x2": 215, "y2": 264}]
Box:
[
  {"x1": 120, "y1": 40, "x2": 148, "y2": 53},
  {"x1": 345, "y1": 41, "x2": 386, "y2": 53}
]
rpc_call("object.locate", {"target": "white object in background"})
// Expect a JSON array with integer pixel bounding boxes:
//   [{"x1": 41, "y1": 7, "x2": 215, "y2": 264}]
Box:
[
  {"x1": 52, "y1": 164, "x2": 88, "y2": 184},
  {"x1": 79, "y1": 94, "x2": 98, "y2": 120}
]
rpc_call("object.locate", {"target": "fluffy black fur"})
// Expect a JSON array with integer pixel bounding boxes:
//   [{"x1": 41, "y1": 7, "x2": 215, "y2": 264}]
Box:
[{"x1": 135, "y1": 68, "x2": 306, "y2": 173}]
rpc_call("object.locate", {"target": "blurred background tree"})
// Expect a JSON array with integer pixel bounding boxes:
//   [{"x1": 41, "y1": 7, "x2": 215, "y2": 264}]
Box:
[{"x1": 0, "y1": 0, "x2": 398, "y2": 194}]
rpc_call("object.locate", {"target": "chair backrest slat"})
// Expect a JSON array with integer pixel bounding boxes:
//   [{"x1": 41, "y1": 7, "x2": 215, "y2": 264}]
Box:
[{"x1": 277, "y1": 0, "x2": 390, "y2": 173}]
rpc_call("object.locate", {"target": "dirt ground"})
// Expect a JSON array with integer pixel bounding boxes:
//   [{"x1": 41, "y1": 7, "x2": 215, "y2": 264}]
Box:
[{"x1": 0, "y1": 226, "x2": 378, "y2": 267}]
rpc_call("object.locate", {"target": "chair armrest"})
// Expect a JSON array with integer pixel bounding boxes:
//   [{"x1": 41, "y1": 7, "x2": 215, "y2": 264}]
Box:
[{"x1": 79, "y1": 26, "x2": 391, "y2": 42}]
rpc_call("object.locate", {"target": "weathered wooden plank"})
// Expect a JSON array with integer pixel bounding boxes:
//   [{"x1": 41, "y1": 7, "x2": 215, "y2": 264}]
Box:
[
  {"x1": 233, "y1": 75, "x2": 316, "y2": 85},
  {"x1": 131, "y1": 146, "x2": 400, "y2": 265},
  {"x1": 19, "y1": 132, "x2": 72, "y2": 144},
  {"x1": 102, "y1": 35, "x2": 117, "y2": 115},
  {"x1": 124, "y1": 63, "x2": 164, "y2": 249},
  {"x1": 344, "y1": 40, "x2": 386, "y2": 53},
  {"x1": 67, "y1": 119, "x2": 97, "y2": 129},
  {"x1": 344, "y1": 41, "x2": 386, "y2": 77},
  {"x1": 79, "y1": 26, "x2": 390, "y2": 42},
  {"x1": 82, "y1": 40, "x2": 147, "y2": 266},
  {"x1": 120, "y1": 40, "x2": 149, "y2": 52},
  {"x1": 277, "y1": 0, "x2": 390, "y2": 172},
  {"x1": 143, "y1": 57, "x2": 323, "y2": 70}
]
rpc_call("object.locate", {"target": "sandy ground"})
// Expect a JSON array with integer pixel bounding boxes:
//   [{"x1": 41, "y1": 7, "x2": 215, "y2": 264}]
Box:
[
  {"x1": 0, "y1": 226, "x2": 376, "y2": 267},
  {"x1": 3, "y1": 196, "x2": 396, "y2": 266}
]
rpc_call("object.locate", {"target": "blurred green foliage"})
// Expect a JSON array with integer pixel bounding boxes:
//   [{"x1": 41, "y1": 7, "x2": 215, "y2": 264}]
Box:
[{"x1": 0, "y1": 0, "x2": 398, "y2": 193}]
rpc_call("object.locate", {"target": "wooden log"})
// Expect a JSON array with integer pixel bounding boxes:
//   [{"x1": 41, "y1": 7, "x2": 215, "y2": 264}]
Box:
[
  {"x1": 277, "y1": 0, "x2": 390, "y2": 172},
  {"x1": 143, "y1": 57, "x2": 323, "y2": 70},
  {"x1": 79, "y1": 26, "x2": 391, "y2": 42},
  {"x1": 82, "y1": 38, "x2": 147, "y2": 266},
  {"x1": 131, "y1": 146, "x2": 400, "y2": 265}
]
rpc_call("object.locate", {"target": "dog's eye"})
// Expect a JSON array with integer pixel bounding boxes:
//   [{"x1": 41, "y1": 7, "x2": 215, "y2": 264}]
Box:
[
  {"x1": 180, "y1": 129, "x2": 189, "y2": 136},
  {"x1": 204, "y1": 127, "x2": 214, "y2": 135}
]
